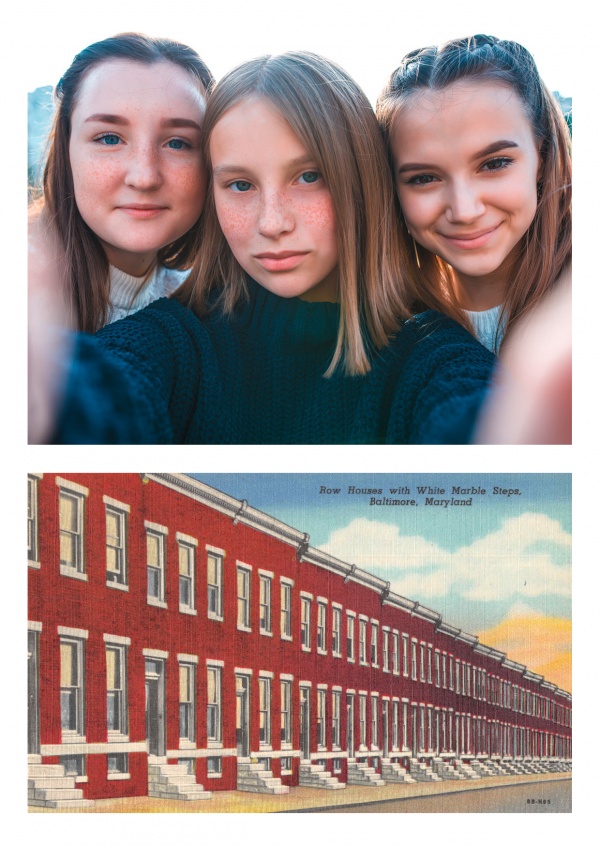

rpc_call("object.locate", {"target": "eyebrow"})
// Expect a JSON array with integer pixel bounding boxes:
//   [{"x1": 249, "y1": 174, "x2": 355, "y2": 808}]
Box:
[
  {"x1": 83, "y1": 114, "x2": 202, "y2": 130},
  {"x1": 213, "y1": 154, "x2": 317, "y2": 177},
  {"x1": 397, "y1": 140, "x2": 519, "y2": 174}
]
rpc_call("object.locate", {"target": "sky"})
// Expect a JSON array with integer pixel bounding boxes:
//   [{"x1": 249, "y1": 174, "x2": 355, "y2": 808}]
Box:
[
  {"x1": 22, "y1": 0, "x2": 574, "y2": 99},
  {"x1": 193, "y1": 473, "x2": 572, "y2": 691}
]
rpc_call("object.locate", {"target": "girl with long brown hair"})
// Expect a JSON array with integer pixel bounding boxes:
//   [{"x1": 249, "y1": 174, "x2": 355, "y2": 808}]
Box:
[
  {"x1": 31, "y1": 32, "x2": 214, "y2": 332},
  {"x1": 32, "y1": 51, "x2": 495, "y2": 444},
  {"x1": 377, "y1": 34, "x2": 571, "y2": 353}
]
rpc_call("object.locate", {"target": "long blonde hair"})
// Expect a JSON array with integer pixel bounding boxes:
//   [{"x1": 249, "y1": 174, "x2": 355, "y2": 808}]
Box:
[
  {"x1": 377, "y1": 34, "x2": 572, "y2": 347},
  {"x1": 176, "y1": 51, "x2": 411, "y2": 376}
]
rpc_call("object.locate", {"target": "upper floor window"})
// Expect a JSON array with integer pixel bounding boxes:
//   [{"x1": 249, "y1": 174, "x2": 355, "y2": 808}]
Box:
[
  {"x1": 178, "y1": 538, "x2": 196, "y2": 613},
  {"x1": 146, "y1": 526, "x2": 167, "y2": 606},
  {"x1": 237, "y1": 565, "x2": 251, "y2": 631},
  {"x1": 28, "y1": 475, "x2": 40, "y2": 565},
  {"x1": 382, "y1": 629, "x2": 390, "y2": 672},
  {"x1": 332, "y1": 606, "x2": 342, "y2": 656},
  {"x1": 317, "y1": 601, "x2": 327, "y2": 653},
  {"x1": 105, "y1": 501, "x2": 128, "y2": 587},
  {"x1": 59, "y1": 491, "x2": 85, "y2": 575},
  {"x1": 402, "y1": 634, "x2": 409, "y2": 677},
  {"x1": 359, "y1": 618, "x2": 368, "y2": 665},
  {"x1": 280, "y1": 580, "x2": 292, "y2": 639},
  {"x1": 347, "y1": 612, "x2": 355, "y2": 662},
  {"x1": 301, "y1": 596, "x2": 311, "y2": 650},
  {"x1": 371, "y1": 622, "x2": 379, "y2": 666},
  {"x1": 259, "y1": 574, "x2": 272, "y2": 635},
  {"x1": 207, "y1": 550, "x2": 224, "y2": 620},
  {"x1": 411, "y1": 641, "x2": 418, "y2": 681}
]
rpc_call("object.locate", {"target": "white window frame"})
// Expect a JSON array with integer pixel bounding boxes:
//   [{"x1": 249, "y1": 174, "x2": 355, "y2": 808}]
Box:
[
  {"x1": 317, "y1": 600, "x2": 327, "y2": 654},
  {"x1": 105, "y1": 498, "x2": 129, "y2": 589},
  {"x1": 177, "y1": 534, "x2": 197, "y2": 614},
  {"x1": 435, "y1": 650, "x2": 441, "y2": 688},
  {"x1": 145, "y1": 523, "x2": 167, "y2": 607},
  {"x1": 259, "y1": 572, "x2": 273, "y2": 635},
  {"x1": 392, "y1": 630, "x2": 400, "y2": 675},
  {"x1": 411, "y1": 639, "x2": 418, "y2": 681},
  {"x1": 28, "y1": 474, "x2": 41, "y2": 567},
  {"x1": 236, "y1": 563, "x2": 252, "y2": 631},
  {"x1": 371, "y1": 694, "x2": 379, "y2": 749},
  {"x1": 359, "y1": 616, "x2": 368, "y2": 666},
  {"x1": 347, "y1": 611, "x2": 356, "y2": 662},
  {"x1": 370, "y1": 621, "x2": 379, "y2": 667},
  {"x1": 359, "y1": 693, "x2": 367, "y2": 750},
  {"x1": 105, "y1": 642, "x2": 128, "y2": 737},
  {"x1": 179, "y1": 661, "x2": 196, "y2": 745},
  {"x1": 332, "y1": 689, "x2": 341, "y2": 749},
  {"x1": 382, "y1": 628, "x2": 390, "y2": 672},
  {"x1": 259, "y1": 675, "x2": 272, "y2": 748},
  {"x1": 332, "y1": 605, "x2": 342, "y2": 657},
  {"x1": 60, "y1": 635, "x2": 86, "y2": 740},
  {"x1": 301, "y1": 594, "x2": 312, "y2": 651},
  {"x1": 280, "y1": 579, "x2": 293, "y2": 640},
  {"x1": 317, "y1": 686, "x2": 327, "y2": 749},
  {"x1": 427, "y1": 644, "x2": 433, "y2": 684},
  {"x1": 402, "y1": 633, "x2": 409, "y2": 677},
  {"x1": 58, "y1": 487, "x2": 87, "y2": 579},
  {"x1": 206, "y1": 663, "x2": 222, "y2": 746},
  {"x1": 206, "y1": 547, "x2": 224, "y2": 621},
  {"x1": 280, "y1": 678, "x2": 292, "y2": 748}
]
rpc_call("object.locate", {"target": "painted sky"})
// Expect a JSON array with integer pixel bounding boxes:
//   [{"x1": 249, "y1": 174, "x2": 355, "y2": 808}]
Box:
[{"x1": 193, "y1": 474, "x2": 572, "y2": 691}]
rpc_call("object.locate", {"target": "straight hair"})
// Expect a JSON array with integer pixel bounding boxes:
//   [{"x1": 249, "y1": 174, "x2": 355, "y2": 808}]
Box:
[
  {"x1": 39, "y1": 32, "x2": 214, "y2": 332},
  {"x1": 176, "y1": 51, "x2": 411, "y2": 376}
]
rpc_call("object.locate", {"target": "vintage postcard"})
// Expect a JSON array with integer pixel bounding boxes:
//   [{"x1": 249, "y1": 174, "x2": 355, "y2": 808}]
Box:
[{"x1": 27, "y1": 472, "x2": 571, "y2": 814}]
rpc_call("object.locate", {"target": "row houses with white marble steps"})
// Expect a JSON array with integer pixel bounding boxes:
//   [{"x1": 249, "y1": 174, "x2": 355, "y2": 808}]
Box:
[
  {"x1": 381, "y1": 759, "x2": 417, "y2": 783},
  {"x1": 347, "y1": 760, "x2": 386, "y2": 787},
  {"x1": 298, "y1": 762, "x2": 346, "y2": 789},
  {"x1": 28, "y1": 758, "x2": 95, "y2": 809},
  {"x1": 147, "y1": 758, "x2": 213, "y2": 800},
  {"x1": 236, "y1": 759, "x2": 290, "y2": 794},
  {"x1": 409, "y1": 758, "x2": 443, "y2": 782}
]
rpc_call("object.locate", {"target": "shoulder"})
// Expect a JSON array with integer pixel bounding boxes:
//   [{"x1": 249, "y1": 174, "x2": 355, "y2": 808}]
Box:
[{"x1": 154, "y1": 265, "x2": 190, "y2": 297}]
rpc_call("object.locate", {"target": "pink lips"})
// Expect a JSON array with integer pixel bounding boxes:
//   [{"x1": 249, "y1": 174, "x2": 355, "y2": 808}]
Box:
[
  {"x1": 118, "y1": 204, "x2": 168, "y2": 219},
  {"x1": 441, "y1": 224, "x2": 501, "y2": 250},
  {"x1": 254, "y1": 251, "x2": 309, "y2": 272}
]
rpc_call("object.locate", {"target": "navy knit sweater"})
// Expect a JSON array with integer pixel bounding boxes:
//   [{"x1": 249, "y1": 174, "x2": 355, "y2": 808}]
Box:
[{"x1": 55, "y1": 280, "x2": 495, "y2": 444}]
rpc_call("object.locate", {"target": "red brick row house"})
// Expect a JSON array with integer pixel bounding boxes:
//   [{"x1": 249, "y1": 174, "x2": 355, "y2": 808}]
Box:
[{"x1": 28, "y1": 473, "x2": 571, "y2": 806}]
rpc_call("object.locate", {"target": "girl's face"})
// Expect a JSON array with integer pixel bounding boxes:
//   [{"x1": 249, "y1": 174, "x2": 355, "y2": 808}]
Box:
[
  {"x1": 209, "y1": 96, "x2": 339, "y2": 302},
  {"x1": 390, "y1": 80, "x2": 540, "y2": 303},
  {"x1": 69, "y1": 59, "x2": 207, "y2": 277}
]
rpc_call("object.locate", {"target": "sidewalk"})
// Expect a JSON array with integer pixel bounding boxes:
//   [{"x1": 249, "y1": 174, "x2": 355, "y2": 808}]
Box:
[{"x1": 29, "y1": 771, "x2": 571, "y2": 813}]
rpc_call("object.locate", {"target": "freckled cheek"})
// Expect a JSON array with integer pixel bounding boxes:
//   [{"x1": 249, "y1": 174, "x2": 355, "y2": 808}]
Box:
[
  {"x1": 215, "y1": 202, "x2": 254, "y2": 249},
  {"x1": 300, "y1": 195, "x2": 338, "y2": 244}
]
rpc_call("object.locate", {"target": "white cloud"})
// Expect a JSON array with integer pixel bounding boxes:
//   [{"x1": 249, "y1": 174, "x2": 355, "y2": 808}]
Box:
[{"x1": 318, "y1": 512, "x2": 571, "y2": 607}]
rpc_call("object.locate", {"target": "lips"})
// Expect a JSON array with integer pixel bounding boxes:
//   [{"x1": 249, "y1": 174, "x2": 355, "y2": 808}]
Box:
[
  {"x1": 440, "y1": 224, "x2": 502, "y2": 250},
  {"x1": 254, "y1": 251, "x2": 309, "y2": 272},
  {"x1": 118, "y1": 204, "x2": 168, "y2": 219}
]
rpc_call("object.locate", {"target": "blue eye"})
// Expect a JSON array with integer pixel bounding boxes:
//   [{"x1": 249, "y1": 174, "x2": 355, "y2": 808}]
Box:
[
  {"x1": 230, "y1": 180, "x2": 252, "y2": 193},
  {"x1": 298, "y1": 171, "x2": 320, "y2": 184},
  {"x1": 167, "y1": 138, "x2": 190, "y2": 150},
  {"x1": 95, "y1": 133, "x2": 121, "y2": 146}
]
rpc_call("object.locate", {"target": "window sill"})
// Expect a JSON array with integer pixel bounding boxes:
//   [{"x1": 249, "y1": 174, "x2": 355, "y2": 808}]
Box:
[
  {"x1": 280, "y1": 633, "x2": 293, "y2": 642},
  {"x1": 107, "y1": 773, "x2": 131, "y2": 781},
  {"x1": 260, "y1": 629, "x2": 274, "y2": 637},
  {"x1": 317, "y1": 648, "x2": 327, "y2": 656},
  {"x1": 208, "y1": 613, "x2": 224, "y2": 623},
  {"x1": 347, "y1": 657, "x2": 355, "y2": 664},
  {"x1": 147, "y1": 597, "x2": 167, "y2": 609},
  {"x1": 28, "y1": 560, "x2": 41, "y2": 569},
  {"x1": 301, "y1": 646, "x2": 311, "y2": 653},
  {"x1": 60, "y1": 566, "x2": 87, "y2": 581},
  {"x1": 179, "y1": 607, "x2": 197, "y2": 616},
  {"x1": 237, "y1": 624, "x2": 252, "y2": 633},
  {"x1": 179, "y1": 740, "x2": 197, "y2": 750},
  {"x1": 207, "y1": 772, "x2": 223, "y2": 779},
  {"x1": 107, "y1": 580, "x2": 129, "y2": 591}
]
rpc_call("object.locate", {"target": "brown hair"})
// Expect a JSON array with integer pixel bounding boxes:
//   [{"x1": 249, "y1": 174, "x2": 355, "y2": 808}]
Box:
[
  {"x1": 175, "y1": 51, "x2": 410, "y2": 376},
  {"x1": 39, "y1": 32, "x2": 214, "y2": 332},
  {"x1": 377, "y1": 34, "x2": 572, "y2": 347}
]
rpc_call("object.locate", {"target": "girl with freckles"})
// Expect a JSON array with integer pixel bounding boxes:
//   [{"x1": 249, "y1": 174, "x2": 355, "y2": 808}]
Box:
[
  {"x1": 376, "y1": 34, "x2": 571, "y2": 353},
  {"x1": 30, "y1": 32, "x2": 214, "y2": 332},
  {"x1": 40, "y1": 51, "x2": 496, "y2": 445}
]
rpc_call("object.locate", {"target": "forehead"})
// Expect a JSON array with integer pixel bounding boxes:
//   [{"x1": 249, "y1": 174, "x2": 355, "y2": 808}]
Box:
[
  {"x1": 391, "y1": 79, "x2": 534, "y2": 159},
  {"x1": 210, "y1": 96, "x2": 308, "y2": 156},
  {"x1": 72, "y1": 59, "x2": 206, "y2": 118}
]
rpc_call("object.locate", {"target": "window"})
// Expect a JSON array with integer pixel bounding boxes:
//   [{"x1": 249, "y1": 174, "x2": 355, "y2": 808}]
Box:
[
  {"x1": 382, "y1": 629, "x2": 389, "y2": 671},
  {"x1": 392, "y1": 701, "x2": 399, "y2": 749},
  {"x1": 207, "y1": 550, "x2": 223, "y2": 620},
  {"x1": 449, "y1": 656, "x2": 454, "y2": 690},
  {"x1": 179, "y1": 663, "x2": 196, "y2": 742},
  {"x1": 317, "y1": 601, "x2": 327, "y2": 653},
  {"x1": 59, "y1": 490, "x2": 85, "y2": 575},
  {"x1": 435, "y1": 651, "x2": 441, "y2": 687},
  {"x1": 455, "y1": 659, "x2": 461, "y2": 695},
  {"x1": 207, "y1": 666, "x2": 222, "y2": 743},
  {"x1": 317, "y1": 688, "x2": 327, "y2": 748},
  {"x1": 359, "y1": 694, "x2": 367, "y2": 748},
  {"x1": 402, "y1": 702, "x2": 408, "y2": 749},
  {"x1": 347, "y1": 612, "x2": 355, "y2": 661},
  {"x1": 402, "y1": 634, "x2": 409, "y2": 676},
  {"x1": 280, "y1": 580, "x2": 292, "y2": 639},
  {"x1": 332, "y1": 690, "x2": 341, "y2": 748},
  {"x1": 259, "y1": 574, "x2": 272, "y2": 634},
  {"x1": 237, "y1": 565, "x2": 251, "y2": 630},
  {"x1": 419, "y1": 643, "x2": 426, "y2": 681},
  {"x1": 371, "y1": 622, "x2": 379, "y2": 666},
  {"x1": 259, "y1": 676, "x2": 271, "y2": 746},
  {"x1": 28, "y1": 475, "x2": 40, "y2": 565},
  {"x1": 105, "y1": 506, "x2": 127, "y2": 586},
  {"x1": 332, "y1": 606, "x2": 342, "y2": 656},
  {"x1": 359, "y1": 618, "x2": 368, "y2": 665},
  {"x1": 178, "y1": 540, "x2": 196, "y2": 613},
  {"x1": 107, "y1": 753, "x2": 128, "y2": 775},
  {"x1": 207, "y1": 756, "x2": 222, "y2": 776},
  {"x1": 442, "y1": 653, "x2": 447, "y2": 688},
  {"x1": 411, "y1": 640, "x2": 417, "y2": 680},
  {"x1": 146, "y1": 527, "x2": 166, "y2": 605},
  {"x1": 427, "y1": 645, "x2": 432, "y2": 683},
  {"x1": 301, "y1": 596, "x2": 311, "y2": 650},
  {"x1": 280, "y1": 679, "x2": 292, "y2": 746},
  {"x1": 392, "y1": 631, "x2": 400, "y2": 675},
  {"x1": 60, "y1": 637, "x2": 85, "y2": 736},
  {"x1": 106, "y1": 645, "x2": 127, "y2": 735},
  {"x1": 371, "y1": 695, "x2": 379, "y2": 748}
]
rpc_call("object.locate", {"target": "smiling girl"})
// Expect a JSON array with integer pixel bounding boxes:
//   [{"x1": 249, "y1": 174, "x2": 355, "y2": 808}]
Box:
[
  {"x1": 35, "y1": 51, "x2": 495, "y2": 445},
  {"x1": 377, "y1": 34, "x2": 571, "y2": 352},
  {"x1": 31, "y1": 33, "x2": 213, "y2": 331}
]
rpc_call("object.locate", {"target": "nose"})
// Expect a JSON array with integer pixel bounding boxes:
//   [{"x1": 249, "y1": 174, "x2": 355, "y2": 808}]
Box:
[
  {"x1": 445, "y1": 180, "x2": 486, "y2": 225},
  {"x1": 257, "y1": 189, "x2": 294, "y2": 238},
  {"x1": 124, "y1": 144, "x2": 163, "y2": 191}
]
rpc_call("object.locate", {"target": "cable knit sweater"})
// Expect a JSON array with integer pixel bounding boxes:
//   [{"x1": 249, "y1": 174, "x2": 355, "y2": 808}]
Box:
[
  {"x1": 107, "y1": 264, "x2": 189, "y2": 323},
  {"x1": 55, "y1": 280, "x2": 495, "y2": 444}
]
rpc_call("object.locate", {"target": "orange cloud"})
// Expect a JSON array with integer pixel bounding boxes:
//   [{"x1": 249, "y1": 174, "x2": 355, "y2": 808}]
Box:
[{"x1": 477, "y1": 615, "x2": 571, "y2": 693}]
